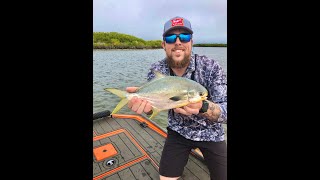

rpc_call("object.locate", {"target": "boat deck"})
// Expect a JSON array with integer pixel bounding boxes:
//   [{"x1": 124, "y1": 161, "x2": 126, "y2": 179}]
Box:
[{"x1": 93, "y1": 114, "x2": 210, "y2": 180}]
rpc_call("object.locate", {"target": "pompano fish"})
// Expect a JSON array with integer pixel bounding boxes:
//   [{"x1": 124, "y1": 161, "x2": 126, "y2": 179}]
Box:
[{"x1": 105, "y1": 71, "x2": 208, "y2": 119}]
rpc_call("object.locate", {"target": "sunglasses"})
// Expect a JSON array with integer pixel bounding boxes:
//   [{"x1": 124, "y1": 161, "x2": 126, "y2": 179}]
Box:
[{"x1": 164, "y1": 33, "x2": 192, "y2": 43}]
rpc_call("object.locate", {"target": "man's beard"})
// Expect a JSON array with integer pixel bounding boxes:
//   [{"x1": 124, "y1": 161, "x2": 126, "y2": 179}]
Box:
[{"x1": 166, "y1": 54, "x2": 191, "y2": 68}]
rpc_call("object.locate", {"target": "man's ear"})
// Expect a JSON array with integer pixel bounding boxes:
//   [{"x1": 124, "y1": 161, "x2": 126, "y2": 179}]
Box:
[{"x1": 161, "y1": 41, "x2": 165, "y2": 50}]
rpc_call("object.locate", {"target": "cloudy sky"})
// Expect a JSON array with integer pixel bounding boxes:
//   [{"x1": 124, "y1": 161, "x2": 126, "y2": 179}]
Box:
[{"x1": 93, "y1": 0, "x2": 227, "y2": 44}]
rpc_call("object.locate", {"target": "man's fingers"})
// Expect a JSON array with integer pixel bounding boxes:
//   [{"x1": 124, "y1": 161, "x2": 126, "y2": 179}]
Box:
[
  {"x1": 174, "y1": 107, "x2": 192, "y2": 116},
  {"x1": 183, "y1": 106, "x2": 199, "y2": 115},
  {"x1": 186, "y1": 101, "x2": 202, "y2": 109},
  {"x1": 131, "y1": 98, "x2": 142, "y2": 112},
  {"x1": 136, "y1": 100, "x2": 147, "y2": 114},
  {"x1": 128, "y1": 97, "x2": 136, "y2": 109},
  {"x1": 144, "y1": 102, "x2": 153, "y2": 113}
]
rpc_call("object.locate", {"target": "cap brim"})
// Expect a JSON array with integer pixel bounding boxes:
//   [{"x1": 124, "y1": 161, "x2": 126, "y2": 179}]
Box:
[{"x1": 163, "y1": 26, "x2": 193, "y2": 36}]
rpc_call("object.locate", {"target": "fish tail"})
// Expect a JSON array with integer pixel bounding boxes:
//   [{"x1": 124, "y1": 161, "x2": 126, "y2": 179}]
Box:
[
  {"x1": 104, "y1": 88, "x2": 128, "y2": 114},
  {"x1": 105, "y1": 88, "x2": 127, "y2": 98}
]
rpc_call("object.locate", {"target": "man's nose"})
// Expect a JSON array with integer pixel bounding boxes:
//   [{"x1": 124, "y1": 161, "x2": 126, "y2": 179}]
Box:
[{"x1": 175, "y1": 37, "x2": 182, "y2": 45}]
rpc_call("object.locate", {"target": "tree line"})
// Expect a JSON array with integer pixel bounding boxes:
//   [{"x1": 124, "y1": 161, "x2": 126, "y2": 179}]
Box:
[
  {"x1": 193, "y1": 43, "x2": 227, "y2": 47},
  {"x1": 93, "y1": 32, "x2": 162, "y2": 49},
  {"x1": 93, "y1": 32, "x2": 226, "y2": 49}
]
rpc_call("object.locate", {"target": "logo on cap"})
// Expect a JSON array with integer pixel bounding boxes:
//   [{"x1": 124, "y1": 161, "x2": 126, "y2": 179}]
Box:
[{"x1": 171, "y1": 18, "x2": 184, "y2": 27}]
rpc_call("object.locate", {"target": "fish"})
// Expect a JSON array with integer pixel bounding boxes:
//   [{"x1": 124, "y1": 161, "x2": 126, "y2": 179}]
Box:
[{"x1": 105, "y1": 71, "x2": 208, "y2": 119}]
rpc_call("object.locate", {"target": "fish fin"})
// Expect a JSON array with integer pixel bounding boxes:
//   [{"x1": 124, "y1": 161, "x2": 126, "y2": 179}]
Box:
[
  {"x1": 149, "y1": 108, "x2": 160, "y2": 119},
  {"x1": 169, "y1": 96, "x2": 183, "y2": 101},
  {"x1": 111, "y1": 98, "x2": 129, "y2": 114},
  {"x1": 169, "y1": 94, "x2": 188, "y2": 101},
  {"x1": 104, "y1": 88, "x2": 127, "y2": 98},
  {"x1": 104, "y1": 88, "x2": 128, "y2": 114},
  {"x1": 152, "y1": 70, "x2": 166, "y2": 79}
]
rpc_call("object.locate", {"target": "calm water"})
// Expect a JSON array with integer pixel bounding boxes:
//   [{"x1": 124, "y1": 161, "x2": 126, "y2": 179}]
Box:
[{"x1": 93, "y1": 47, "x2": 227, "y2": 137}]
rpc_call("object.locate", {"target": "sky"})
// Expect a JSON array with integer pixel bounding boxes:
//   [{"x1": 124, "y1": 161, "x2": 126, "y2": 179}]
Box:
[{"x1": 93, "y1": 0, "x2": 227, "y2": 44}]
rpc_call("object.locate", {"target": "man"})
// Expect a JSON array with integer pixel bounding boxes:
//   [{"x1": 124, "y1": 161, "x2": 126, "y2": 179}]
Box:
[{"x1": 127, "y1": 16, "x2": 227, "y2": 180}]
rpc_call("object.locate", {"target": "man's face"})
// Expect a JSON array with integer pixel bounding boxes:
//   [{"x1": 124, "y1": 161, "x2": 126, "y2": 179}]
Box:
[{"x1": 162, "y1": 29, "x2": 193, "y2": 69}]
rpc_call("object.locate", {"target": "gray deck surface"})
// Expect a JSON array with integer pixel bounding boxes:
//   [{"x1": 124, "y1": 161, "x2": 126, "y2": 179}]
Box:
[{"x1": 93, "y1": 116, "x2": 210, "y2": 180}]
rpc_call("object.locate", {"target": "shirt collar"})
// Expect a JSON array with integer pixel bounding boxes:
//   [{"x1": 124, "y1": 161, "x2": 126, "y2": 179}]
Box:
[{"x1": 187, "y1": 55, "x2": 196, "y2": 73}]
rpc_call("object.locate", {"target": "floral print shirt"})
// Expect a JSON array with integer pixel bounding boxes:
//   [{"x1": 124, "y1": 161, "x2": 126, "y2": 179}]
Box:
[{"x1": 147, "y1": 54, "x2": 227, "y2": 142}]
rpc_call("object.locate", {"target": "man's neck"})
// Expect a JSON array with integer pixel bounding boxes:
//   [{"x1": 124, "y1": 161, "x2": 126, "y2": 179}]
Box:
[{"x1": 171, "y1": 66, "x2": 188, "y2": 77}]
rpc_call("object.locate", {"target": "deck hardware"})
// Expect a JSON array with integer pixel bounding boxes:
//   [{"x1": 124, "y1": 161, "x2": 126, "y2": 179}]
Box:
[
  {"x1": 106, "y1": 159, "x2": 115, "y2": 166},
  {"x1": 140, "y1": 122, "x2": 148, "y2": 128}
]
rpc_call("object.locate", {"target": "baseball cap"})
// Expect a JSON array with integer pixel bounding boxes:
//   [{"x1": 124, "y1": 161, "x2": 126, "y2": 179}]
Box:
[{"x1": 163, "y1": 16, "x2": 193, "y2": 36}]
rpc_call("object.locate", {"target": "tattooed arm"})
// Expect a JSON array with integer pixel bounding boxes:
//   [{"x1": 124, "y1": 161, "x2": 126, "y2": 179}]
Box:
[
  {"x1": 199, "y1": 100, "x2": 222, "y2": 122},
  {"x1": 200, "y1": 57, "x2": 227, "y2": 123}
]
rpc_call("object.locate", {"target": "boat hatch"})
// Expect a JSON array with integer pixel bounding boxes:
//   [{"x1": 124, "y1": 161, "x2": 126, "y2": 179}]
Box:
[{"x1": 93, "y1": 143, "x2": 118, "y2": 161}]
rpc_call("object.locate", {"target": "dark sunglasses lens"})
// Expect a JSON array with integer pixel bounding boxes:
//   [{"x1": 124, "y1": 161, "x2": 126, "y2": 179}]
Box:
[
  {"x1": 165, "y1": 34, "x2": 177, "y2": 43},
  {"x1": 179, "y1": 34, "x2": 191, "y2": 42}
]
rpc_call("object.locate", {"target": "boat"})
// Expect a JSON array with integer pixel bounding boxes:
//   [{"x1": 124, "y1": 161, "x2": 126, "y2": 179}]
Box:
[{"x1": 93, "y1": 110, "x2": 211, "y2": 180}]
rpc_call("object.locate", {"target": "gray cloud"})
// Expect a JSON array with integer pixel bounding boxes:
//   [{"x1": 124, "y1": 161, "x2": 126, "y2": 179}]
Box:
[{"x1": 93, "y1": 0, "x2": 227, "y2": 43}]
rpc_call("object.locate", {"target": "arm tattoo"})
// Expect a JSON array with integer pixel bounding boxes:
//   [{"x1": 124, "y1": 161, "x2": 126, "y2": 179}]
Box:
[{"x1": 201, "y1": 101, "x2": 221, "y2": 122}]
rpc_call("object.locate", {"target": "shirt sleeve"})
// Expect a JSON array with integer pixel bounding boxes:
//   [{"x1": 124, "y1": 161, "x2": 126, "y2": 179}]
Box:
[
  {"x1": 147, "y1": 67, "x2": 156, "y2": 82},
  {"x1": 147, "y1": 60, "x2": 167, "y2": 82},
  {"x1": 207, "y1": 60, "x2": 227, "y2": 124}
]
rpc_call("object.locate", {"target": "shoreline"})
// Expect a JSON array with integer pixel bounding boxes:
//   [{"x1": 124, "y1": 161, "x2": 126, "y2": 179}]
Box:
[
  {"x1": 94, "y1": 32, "x2": 226, "y2": 49},
  {"x1": 93, "y1": 46, "x2": 227, "y2": 50}
]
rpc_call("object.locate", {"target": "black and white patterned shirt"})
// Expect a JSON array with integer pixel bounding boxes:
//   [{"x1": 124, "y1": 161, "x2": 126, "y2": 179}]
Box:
[{"x1": 147, "y1": 54, "x2": 227, "y2": 142}]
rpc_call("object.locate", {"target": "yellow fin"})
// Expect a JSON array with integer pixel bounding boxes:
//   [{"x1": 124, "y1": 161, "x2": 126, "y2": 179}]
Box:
[
  {"x1": 111, "y1": 98, "x2": 129, "y2": 114},
  {"x1": 153, "y1": 70, "x2": 166, "y2": 79},
  {"x1": 104, "y1": 88, "x2": 126, "y2": 98},
  {"x1": 149, "y1": 108, "x2": 160, "y2": 119}
]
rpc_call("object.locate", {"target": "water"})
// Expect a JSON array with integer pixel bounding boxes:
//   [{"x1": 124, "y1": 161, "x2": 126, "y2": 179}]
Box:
[{"x1": 93, "y1": 47, "x2": 227, "y2": 138}]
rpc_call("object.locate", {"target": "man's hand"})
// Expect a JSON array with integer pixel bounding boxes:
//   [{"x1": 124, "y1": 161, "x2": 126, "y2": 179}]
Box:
[
  {"x1": 127, "y1": 87, "x2": 153, "y2": 114},
  {"x1": 173, "y1": 101, "x2": 202, "y2": 116}
]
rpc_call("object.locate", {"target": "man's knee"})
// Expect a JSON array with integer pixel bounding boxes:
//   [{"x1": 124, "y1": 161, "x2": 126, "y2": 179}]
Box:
[{"x1": 160, "y1": 175, "x2": 180, "y2": 180}]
